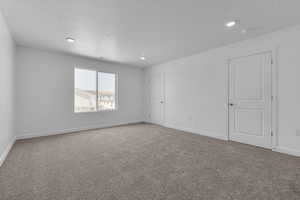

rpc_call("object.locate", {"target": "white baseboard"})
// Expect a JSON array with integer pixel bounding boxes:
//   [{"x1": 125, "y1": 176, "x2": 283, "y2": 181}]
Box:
[
  {"x1": 162, "y1": 123, "x2": 300, "y2": 157},
  {"x1": 273, "y1": 146, "x2": 300, "y2": 157},
  {"x1": 0, "y1": 136, "x2": 16, "y2": 167},
  {"x1": 12, "y1": 121, "x2": 300, "y2": 162},
  {"x1": 16, "y1": 121, "x2": 144, "y2": 140},
  {"x1": 156, "y1": 122, "x2": 228, "y2": 141}
]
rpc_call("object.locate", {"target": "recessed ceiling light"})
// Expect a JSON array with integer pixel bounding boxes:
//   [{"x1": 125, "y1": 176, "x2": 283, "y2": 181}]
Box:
[
  {"x1": 225, "y1": 20, "x2": 237, "y2": 28},
  {"x1": 140, "y1": 56, "x2": 146, "y2": 60},
  {"x1": 66, "y1": 37, "x2": 75, "y2": 43}
]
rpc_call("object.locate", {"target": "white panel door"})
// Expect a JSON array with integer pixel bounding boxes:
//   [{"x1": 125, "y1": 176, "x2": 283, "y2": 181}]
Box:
[
  {"x1": 229, "y1": 52, "x2": 272, "y2": 148},
  {"x1": 149, "y1": 72, "x2": 164, "y2": 124}
]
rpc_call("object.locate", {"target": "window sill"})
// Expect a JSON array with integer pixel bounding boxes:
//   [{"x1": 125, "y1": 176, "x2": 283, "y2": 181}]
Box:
[{"x1": 74, "y1": 109, "x2": 118, "y2": 114}]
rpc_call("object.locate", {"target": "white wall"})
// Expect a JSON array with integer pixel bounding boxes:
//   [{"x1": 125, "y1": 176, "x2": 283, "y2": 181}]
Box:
[
  {"x1": 0, "y1": 11, "x2": 16, "y2": 164},
  {"x1": 145, "y1": 24, "x2": 300, "y2": 156},
  {"x1": 16, "y1": 46, "x2": 145, "y2": 138}
]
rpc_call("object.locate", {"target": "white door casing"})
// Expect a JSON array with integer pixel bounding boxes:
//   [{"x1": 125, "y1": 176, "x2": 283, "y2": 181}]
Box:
[
  {"x1": 229, "y1": 52, "x2": 272, "y2": 149},
  {"x1": 148, "y1": 72, "x2": 165, "y2": 124}
]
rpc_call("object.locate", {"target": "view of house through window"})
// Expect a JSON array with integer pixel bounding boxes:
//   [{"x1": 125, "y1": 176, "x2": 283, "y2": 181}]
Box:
[
  {"x1": 74, "y1": 68, "x2": 116, "y2": 113},
  {"x1": 98, "y1": 72, "x2": 116, "y2": 110},
  {"x1": 74, "y1": 68, "x2": 97, "y2": 112}
]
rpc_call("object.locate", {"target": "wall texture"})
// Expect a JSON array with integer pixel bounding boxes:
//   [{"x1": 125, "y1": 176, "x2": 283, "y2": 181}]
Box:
[
  {"x1": 0, "y1": 11, "x2": 16, "y2": 165},
  {"x1": 145, "y1": 24, "x2": 300, "y2": 156},
  {"x1": 16, "y1": 46, "x2": 145, "y2": 138}
]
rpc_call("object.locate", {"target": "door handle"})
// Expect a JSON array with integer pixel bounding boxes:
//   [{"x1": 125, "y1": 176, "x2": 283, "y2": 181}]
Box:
[
  {"x1": 160, "y1": 101, "x2": 164, "y2": 104},
  {"x1": 228, "y1": 103, "x2": 235, "y2": 106}
]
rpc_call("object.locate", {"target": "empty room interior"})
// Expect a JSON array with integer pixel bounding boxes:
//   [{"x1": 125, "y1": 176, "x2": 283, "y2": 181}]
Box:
[{"x1": 1, "y1": 0, "x2": 300, "y2": 199}]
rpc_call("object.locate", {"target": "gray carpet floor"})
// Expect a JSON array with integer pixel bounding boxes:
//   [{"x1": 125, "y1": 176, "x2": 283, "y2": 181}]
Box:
[{"x1": 0, "y1": 123, "x2": 300, "y2": 200}]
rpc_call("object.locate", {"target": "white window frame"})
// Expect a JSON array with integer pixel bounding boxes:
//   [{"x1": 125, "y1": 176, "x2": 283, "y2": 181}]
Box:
[{"x1": 74, "y1": 67, "x2": 118, "y2": 113}]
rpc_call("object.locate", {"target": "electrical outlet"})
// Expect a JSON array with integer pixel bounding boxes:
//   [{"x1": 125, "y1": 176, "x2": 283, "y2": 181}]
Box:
[{"x1": 296, "y1": 130, "x2": 300, "y2": 136}]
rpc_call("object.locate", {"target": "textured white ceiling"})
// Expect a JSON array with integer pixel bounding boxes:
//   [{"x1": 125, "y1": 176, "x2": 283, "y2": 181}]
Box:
[{"x1": 1, "y1": 0, "x2": 300, "y2": 67}]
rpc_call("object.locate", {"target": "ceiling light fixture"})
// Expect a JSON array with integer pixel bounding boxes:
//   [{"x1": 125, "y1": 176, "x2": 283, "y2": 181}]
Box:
[
  {"x1": 140, "y1": 56, "x2": 146, "y2": 60},
  {"x1": 66, "y1": 37, "x2": 75, "y2": 43},
  {"x1": 225, "y1": 20, "x2": 237, "y2": 28}
]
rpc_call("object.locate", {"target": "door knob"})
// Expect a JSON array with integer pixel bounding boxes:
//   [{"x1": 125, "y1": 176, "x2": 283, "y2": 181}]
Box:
[
  {"x1": 228, "y1": 103, "x2": 235, "y2": 106},
  {"x1": 160, "y1": 101, "x2": 164, "y2": 104}
]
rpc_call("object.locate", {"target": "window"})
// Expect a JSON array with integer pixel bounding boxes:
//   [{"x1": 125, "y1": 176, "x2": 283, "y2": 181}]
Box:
[
  {"x1": 98, "y1": 72, "x2": 116, "y2": 110},
  {"x1": 74, "y1": 68, "x2": 117, "y2": 113},
  {"x1": 74, "y1": 69, "x2": 97, "y2": 112}
]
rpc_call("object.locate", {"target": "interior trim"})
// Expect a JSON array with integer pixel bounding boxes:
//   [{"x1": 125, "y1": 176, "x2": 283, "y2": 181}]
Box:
[
  {"x1": 0, "y1": 136, "x2": 16, "y2": 167},
  {"x1": 16, "y1": 121, "x2": 144, "y2": 140}
]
